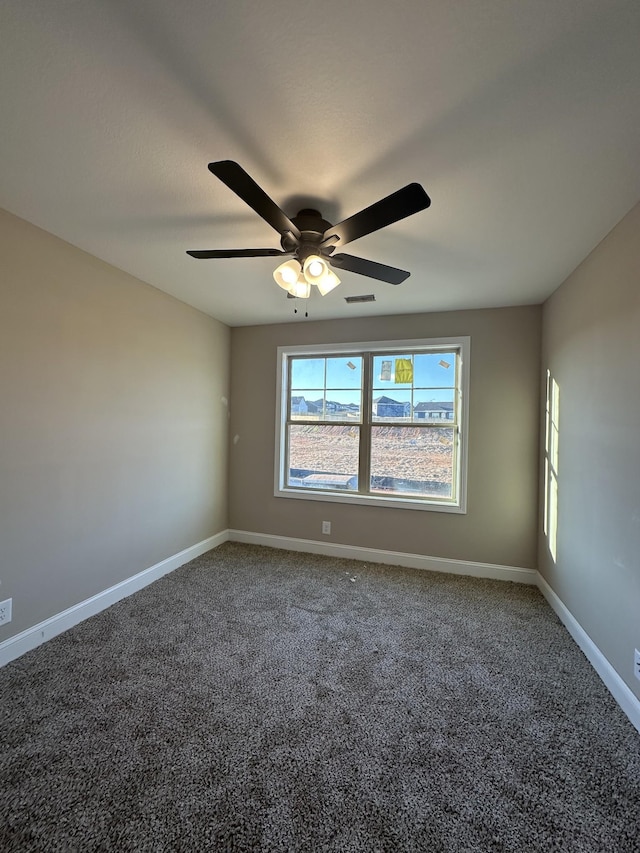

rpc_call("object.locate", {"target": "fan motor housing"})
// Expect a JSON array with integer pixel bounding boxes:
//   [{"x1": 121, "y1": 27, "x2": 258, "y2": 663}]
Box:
[{"x1": 281, "y1": 209, "x2": 334, "y2": 259}]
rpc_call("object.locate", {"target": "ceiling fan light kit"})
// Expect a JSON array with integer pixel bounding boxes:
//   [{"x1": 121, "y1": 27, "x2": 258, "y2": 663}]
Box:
[
  {"x1": 273, "y1": 255, "x2": 341, "y2": 298},
  {"x1": 187, "y1": 160, "x2": 431, "y2": 302}
]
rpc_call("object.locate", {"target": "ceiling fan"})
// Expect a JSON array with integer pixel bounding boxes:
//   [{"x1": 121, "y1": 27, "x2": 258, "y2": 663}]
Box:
[{"x1": 187, "y1": 161, "x2": 431, "y2": 298}]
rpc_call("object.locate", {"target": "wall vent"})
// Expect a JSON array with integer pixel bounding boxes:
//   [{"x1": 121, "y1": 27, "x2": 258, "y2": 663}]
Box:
[{"x1": 345, "y1": 294, "x2": 376, "y2": 304}]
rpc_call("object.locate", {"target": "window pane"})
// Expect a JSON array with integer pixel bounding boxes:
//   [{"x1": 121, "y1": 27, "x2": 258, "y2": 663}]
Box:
[
  {"x1": 372, "y1": 390, "x2": 412, "y2": 422},
  {"x1": 291, "y1": 394, "x2": 326, "y2": 419},
  {"x1": 413, "y1": 353, "x2": 456, "y2": 388},
  {"x1": 324, "y1": 391, "x2": 361, "y2": 421},
  {"x1": 287, "y1": 425, "x2": 359, "y2": 490},
  {"x1": 326, "y1": 356, "x2": 362, "y2": 390},
  {"x1": 412, "y1": 389, "x2": 455, "y2": 423},
  {"x1": 372, "y1": 354, "x2": 414, "y2": 389},
  {"x1": 291, "y1": 358, "x2": 325, "y2": 390},
  {"x1": 290, "y1": 391, "x2": 361, "y2": 421},
  {"x1": 369, "y1": 426, "x2": 454, "y2": 499}
]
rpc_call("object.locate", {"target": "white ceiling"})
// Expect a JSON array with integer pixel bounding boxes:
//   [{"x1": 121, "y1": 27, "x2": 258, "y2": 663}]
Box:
[{"x1": 1, "y1": 0, "x2": 639, "y2": 327}]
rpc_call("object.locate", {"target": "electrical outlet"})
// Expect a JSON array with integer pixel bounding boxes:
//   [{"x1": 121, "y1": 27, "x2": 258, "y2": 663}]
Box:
[
  {"x1": 322, "y1": 521, "x2": 331, "y2": 535},
  {"x1": 634, "y1": 649, "x2": 640, "y2": 682},
  {"x1": 0, "y1": 598, "x2": 12, "y2": 626}
]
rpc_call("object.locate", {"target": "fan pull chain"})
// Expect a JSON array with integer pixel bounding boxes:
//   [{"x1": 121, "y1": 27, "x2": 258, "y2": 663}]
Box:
[{"x1": 292, "y1": 299, "x2": 308, "y2": 318}]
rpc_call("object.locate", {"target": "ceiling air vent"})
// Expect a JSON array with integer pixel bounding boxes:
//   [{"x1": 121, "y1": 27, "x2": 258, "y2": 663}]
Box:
[{"x1": 345, "y1": 294, "x2": 376, "y2": 304}]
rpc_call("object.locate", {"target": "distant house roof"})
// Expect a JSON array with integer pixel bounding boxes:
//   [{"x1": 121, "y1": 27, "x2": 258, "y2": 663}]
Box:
[
  {"x1": 291, "y1": 396, "x2": 305, "y2": 404},
  {"x1": 374, "y1": 395, "x2": 402, "y2": 404},
  {"x1": 414, "y1": 402, "x2": 453, "y2": 412},
  {"x1": 307, "y1": 399, "x2": 360, "y2": 413}
]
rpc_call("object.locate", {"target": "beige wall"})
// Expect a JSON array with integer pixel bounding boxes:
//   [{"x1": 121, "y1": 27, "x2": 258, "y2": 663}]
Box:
[
  {"x1": 229, "y1": 306, "x2": 541, "y2": 568},
  {"x1": 540, "y1": 202, "x2": 640, "y2": 700},
  {"x1": 0, "y1": 208, "x2": 230, "y2": 639}
]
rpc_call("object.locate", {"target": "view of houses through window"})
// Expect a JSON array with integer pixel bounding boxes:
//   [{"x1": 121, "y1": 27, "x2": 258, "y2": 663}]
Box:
[{"x1": 277, "y1": 340, "x2": 468, "y2": 509}]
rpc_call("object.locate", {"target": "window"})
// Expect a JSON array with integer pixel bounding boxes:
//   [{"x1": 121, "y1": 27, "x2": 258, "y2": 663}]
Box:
[{"x1": 275, "y1": 338, "x2": 469, "y2": 512}]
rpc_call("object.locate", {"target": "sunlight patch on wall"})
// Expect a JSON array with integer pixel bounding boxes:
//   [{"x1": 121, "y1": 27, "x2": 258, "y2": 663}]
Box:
[{"x1": 544, "y1": 370, "x2": 560, "y2": 562}]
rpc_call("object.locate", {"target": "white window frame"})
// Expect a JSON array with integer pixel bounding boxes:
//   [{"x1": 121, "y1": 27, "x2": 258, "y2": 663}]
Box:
[{"x1": 275, "y1": 337, "x2": 470, "y2": 513}]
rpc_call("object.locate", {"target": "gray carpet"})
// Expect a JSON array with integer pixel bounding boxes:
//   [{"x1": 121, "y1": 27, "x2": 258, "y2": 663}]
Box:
[{"x1": 1, "y1": 542, "x2": 639, "y2": 852}]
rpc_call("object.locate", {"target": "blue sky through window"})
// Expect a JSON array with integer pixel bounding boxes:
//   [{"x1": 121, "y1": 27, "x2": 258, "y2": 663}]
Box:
[{"x1": 291, "y1": 357, "x2": 363, "y2": 391}]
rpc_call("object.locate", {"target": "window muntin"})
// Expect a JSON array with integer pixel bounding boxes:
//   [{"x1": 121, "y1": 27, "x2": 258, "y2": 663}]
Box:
[{"x1": 276, "y1": 338, "x2": 469, "y2": 512}]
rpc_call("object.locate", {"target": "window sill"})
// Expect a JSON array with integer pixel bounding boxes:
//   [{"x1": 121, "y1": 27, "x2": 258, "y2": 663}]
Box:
[{"x1": 275, "y1": 486, "x2": 466, "y2": 514}]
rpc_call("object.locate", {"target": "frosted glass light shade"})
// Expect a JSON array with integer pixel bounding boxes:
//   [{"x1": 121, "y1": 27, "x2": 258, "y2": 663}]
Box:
[
  {"x1": 316, "y1": 269, "x2": 341, "y2": 296},
  {"x1": 273, "y1": 259, "x2": 301, "y2": 290},
  {"x1": 289, "y1": 276, "x2": 311, "y2": 299},
  {"x1": 302, "y1": 254, "x2": 329, "y2": 285}
]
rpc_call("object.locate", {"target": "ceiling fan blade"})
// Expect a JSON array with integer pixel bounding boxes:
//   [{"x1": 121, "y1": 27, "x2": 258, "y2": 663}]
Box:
[
  {"x1": 322, "y1": 183, "x2": 430, "y2": 248},
  {"x1": 330, "y1": 253, "x2": 410, "y2": 284},
  {"x1": 208, "y1": 161, "x2": 301, "y2": 241},
  {"x1": 187, "y1": 248, "x2": 288, "y2": 259}
]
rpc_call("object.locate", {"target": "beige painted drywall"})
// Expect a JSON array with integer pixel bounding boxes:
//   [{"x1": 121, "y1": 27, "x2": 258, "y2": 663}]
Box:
[
  {"x1": 540, "y1": 202, "x2": 640, "y2": 701},
  {"x1": 229, "y1": 306, "x2": 541, "y2": 568},
  {"x1": 0, "y1": 208, "x2": 230, "y2": 639}
]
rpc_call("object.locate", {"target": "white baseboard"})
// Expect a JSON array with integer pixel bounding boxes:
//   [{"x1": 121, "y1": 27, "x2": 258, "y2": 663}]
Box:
[
  {"x1": 536, "y1": 573, "x2": 640, "y2": 735},
  {"x1": 0, "y1": 530, "x2": 229, "y2": 668},
  {"x1": 228, "y1": 529, "x2": 538, "y2": 584}
]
